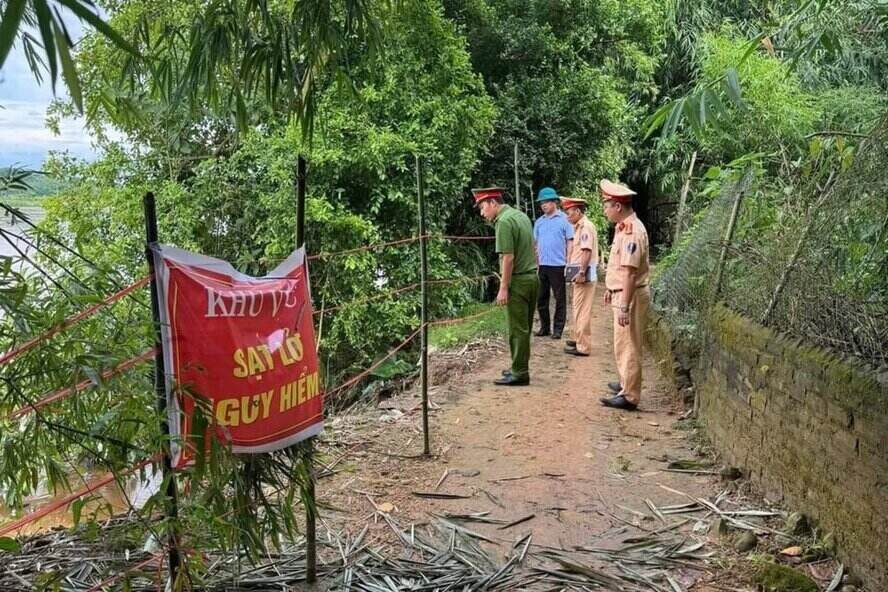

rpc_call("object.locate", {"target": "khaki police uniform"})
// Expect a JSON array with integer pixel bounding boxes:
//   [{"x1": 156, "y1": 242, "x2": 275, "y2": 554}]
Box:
[
  {"x1": 605, "y1": 212, "x2": 650, "y2": 405},
  {"x1": 568, "y1": 214, "x2": 598, "y2": 354}
]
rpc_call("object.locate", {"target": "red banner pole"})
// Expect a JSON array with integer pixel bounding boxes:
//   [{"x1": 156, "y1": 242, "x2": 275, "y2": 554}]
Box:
[
  {"x1": 295, "y1": 157, "x2": 318, "y2": 584},
  {"x1": 143, "y1": 192, "x2": 182, "y2": 587}
]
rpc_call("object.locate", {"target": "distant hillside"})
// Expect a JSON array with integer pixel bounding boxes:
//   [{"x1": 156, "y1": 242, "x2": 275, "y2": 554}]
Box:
[{"x1": 0, "y1": 168, "x2": 66, "y2": 205}]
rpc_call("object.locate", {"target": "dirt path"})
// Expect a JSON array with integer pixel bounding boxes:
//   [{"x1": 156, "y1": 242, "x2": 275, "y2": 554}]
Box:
[
  {"x1": 315, "y1": 288, "x2": 849, "y2": 590},
  {"x1": 398, "y1": 294, "x2": 708, "y2": 549},
  {"x1": 316, "y1": 287, "x2": 757, "y2": 588}
]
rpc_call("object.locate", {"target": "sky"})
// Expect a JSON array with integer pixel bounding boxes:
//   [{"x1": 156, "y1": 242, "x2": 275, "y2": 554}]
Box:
[{"x1": 0, "y1": 17, "x2": 100, "y2": 170}]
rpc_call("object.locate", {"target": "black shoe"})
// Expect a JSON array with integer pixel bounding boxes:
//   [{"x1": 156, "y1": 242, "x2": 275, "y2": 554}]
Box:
[
  {"x1": 566, "y1": 339, "x2": 576, "y2": 347},
  {"x1": 502, "y1": 369, "x2": 512, "y2": 376},
  {"x1": 551, "y1": 332, "x2": 562, "y2": 340},
  {"x1": 564, "y1": 346, "x2": 590, "y2": 357},
  {"x1": 608, "y1": 382, "x2": 622, "y2": 393},
  {"x1": 535, "y1": 328, "x2": 550, "y2": 337},
  {"x1": 600, "y1": 395, "x2": 637, "y2": 411},
  {"x1": 494, "y1": 374, "x2": 530, "y2": 386}
]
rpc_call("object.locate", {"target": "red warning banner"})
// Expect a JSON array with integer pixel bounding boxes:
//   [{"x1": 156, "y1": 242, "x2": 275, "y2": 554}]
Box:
[{"x1": 152, "y1": 245, "x2": 323, "y2": 468}]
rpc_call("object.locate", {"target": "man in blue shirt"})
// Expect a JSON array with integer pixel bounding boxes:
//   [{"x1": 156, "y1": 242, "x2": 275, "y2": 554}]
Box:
[{"x1": 533, "y1": 187, "x2": 574, "y2": 339}]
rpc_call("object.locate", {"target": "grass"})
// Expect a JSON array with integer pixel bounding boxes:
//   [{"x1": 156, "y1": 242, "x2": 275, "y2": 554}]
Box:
[{"x1": 429, "y1": 303, "x2": 506, "y2": 349}]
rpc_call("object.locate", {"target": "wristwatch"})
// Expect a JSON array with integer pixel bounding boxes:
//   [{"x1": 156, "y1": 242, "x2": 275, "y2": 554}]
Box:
[{"x1": 619, "y1": 305, "x2": 630, "y2": 313}]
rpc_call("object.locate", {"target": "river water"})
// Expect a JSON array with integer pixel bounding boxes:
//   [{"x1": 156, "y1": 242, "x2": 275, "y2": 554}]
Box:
[
  {"x1": 0, "y1": 467, "x2": 162, "y2": 536},
  {"x1": 0, "y1": 206, "x2": 45, "y2": 268}
]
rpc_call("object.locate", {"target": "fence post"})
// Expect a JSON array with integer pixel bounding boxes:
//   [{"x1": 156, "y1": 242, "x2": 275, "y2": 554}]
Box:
[
  {"x1": 513, "y1": 142, "x2": 521, "y2": 213},
  {"x1": 713, "y1": 170, "x2": 751, "y2": 298},
  {"x1": 528, "y1": 184, "x2": 536, "y2": 221},
  {"x1": 674, "y1": 151, "x2": 697, "y2": 242},
  {"x1": 295, "y1": 156, "x2": 318, "y2": 584},
  {"x1": 760, "y1": 176, "x2": 834, "y2": 325},
  {"x1": 142, "y1": 192, "x2": 182, "y2": 588},
  {"x1": 416, "y1": 155, "x2": 431, "y2": 457}
]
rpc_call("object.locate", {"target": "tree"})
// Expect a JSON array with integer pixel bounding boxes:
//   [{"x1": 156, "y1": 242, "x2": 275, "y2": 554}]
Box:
[
  {"x1": 643, "y1": 1, "x2": 887, "y2": 367},
  {"x1": 631, "y1": 0, "x2": 885, "y2": 249},
  {"x1": 0, "y1": 0, "x2": 136, "y2": 112},
  {"x1": 643, "y1": 0, "x2": 888, "y2": 143},
  {"x1": 0, "y1": 0, "x2": 381, "y2": 128},
  {"x1": 443, "y1": 0, "x2": 665, "y2": 194}
]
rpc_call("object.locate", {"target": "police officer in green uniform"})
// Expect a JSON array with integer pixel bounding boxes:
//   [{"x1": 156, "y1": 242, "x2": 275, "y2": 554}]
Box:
[{"x1": 473, "y1": 187, "x2": 539, "y2": 386}]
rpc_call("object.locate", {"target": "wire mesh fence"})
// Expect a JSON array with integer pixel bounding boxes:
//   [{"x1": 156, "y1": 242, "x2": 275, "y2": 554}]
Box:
[
  {"x1": 651, "y1": 172, "x2": 745, "y2": 343},
  {"x1": 653, "y1": 118, "x2": 888, "y2": 367}
]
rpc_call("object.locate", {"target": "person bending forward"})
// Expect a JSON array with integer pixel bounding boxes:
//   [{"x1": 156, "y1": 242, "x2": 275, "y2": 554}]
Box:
[{"x1": 474, "y1": 187, "x2": 539, "y2": 386}]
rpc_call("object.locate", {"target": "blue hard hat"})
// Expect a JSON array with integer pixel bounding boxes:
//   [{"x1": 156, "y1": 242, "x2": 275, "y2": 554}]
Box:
[{"x1": 536, "y1": 186, "x2": 558, "y2": 202}]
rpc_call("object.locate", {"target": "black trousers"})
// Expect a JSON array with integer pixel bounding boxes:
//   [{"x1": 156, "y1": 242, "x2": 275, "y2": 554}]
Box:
[{"x1": 536, "y1": 265, "x2": 567, "y2": 334}]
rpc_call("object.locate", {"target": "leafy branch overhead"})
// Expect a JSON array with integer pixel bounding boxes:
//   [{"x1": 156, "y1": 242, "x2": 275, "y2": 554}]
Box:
[
  {"x1": 645, "y1": 0, "x2": 886, "y2": 141},
  {"x1": 0, "y1": 0, "x2": 384, "y2": 132},
  {"x1": 644, "y1": 33, "x2": 761, "y2": 141},
  {"x1": 0, "y1": 165, "x2": 34, "y2": 193},
  {"x1": 0, "y1": 0, "x2": 139, "y2": 112},
  {"x1": 116, "y1": 0, "x2": 386, "y2": 136}
]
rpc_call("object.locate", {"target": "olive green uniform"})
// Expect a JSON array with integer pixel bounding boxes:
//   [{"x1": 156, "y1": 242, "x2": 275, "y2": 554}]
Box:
[{"x1": 495, "y1": 205, "x2": 539, "y2": 380}]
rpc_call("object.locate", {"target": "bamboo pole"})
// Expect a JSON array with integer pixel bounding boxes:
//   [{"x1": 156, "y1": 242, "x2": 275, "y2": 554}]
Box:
[
  {"x1": 674, "y1": 151, "x2": 697, "y2": 242},
  {"x1": 514, "y1": 142, "x2": 521, "y2": 212},
  {"x1": 142, "y1": 192, "x2": 182, "y2": 588},
  {"x1": 295, "y1": 157, "x2": 318, "y2": 584},
  {"x1": 528, "y1": 184, "x2": 536, "y2": 221},
  {"x1": 713, "y1": 171, "x2": 751, "y2": 297},
  {"x1": 760, "y1": 174, "x2": 834, "y2": 324},
  {"x1": 416, "y1": 155, "x2": 430, "y2": 456}
]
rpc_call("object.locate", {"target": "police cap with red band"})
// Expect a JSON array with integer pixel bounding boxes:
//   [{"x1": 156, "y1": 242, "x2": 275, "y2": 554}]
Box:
[
  {"x1": 599, "y1": 179, "x2": 637, "y2": 203},
  {"x1": 471, "y1": 187, "x2": 506, "y2": 206},
  {"x1": 559, "y1": 196, "x2": 589, "y2": 210}
]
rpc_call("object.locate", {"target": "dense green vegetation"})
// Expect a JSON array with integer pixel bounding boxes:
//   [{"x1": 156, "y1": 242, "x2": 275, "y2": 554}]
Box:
[
  {"x1": 0, "y1": 0, "x2": 885, "y2": 580},
  {"x1": 640, "y1": 0, "x2": 886, "y2": 365},
  {"x1": 444, "y1": 0, "x2": 664, "y2": 192}
]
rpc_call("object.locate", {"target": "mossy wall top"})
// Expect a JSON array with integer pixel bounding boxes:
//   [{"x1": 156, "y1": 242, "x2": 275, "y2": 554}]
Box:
[{"x1": 693, "y1": 304, "x2": 888, "y2": 588}]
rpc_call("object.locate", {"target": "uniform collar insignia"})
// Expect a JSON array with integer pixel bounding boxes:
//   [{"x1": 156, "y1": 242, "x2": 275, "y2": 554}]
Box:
[{"x1": 618, "y1": 221, "x2": 633, "y2": 234}]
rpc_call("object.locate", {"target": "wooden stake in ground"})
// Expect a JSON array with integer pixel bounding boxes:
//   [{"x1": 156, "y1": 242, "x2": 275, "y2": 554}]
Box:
[
  {"x1": 713, "y1": 169, "x2": 751, "y2": 297},
  {"x1": 142, "y1": 191, "x2": 182, "y2": 587},
  {"x1": 673, "y1": 151, "x2": 697, "y2": 242},
  {"x1": 513, "y1": 142, "x2": 521, "y2": 213},
  {"x1": 294, "y1": 156, "x2": 318, "y2": 584},
  {"x1": 416, "y1": 155, "x2": 431, "y2": 456}
]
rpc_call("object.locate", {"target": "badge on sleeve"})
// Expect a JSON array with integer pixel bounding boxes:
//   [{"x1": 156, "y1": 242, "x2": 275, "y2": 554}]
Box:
[{"x1": 625, "y1": 242, "x2": 638, "y2": 255}]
